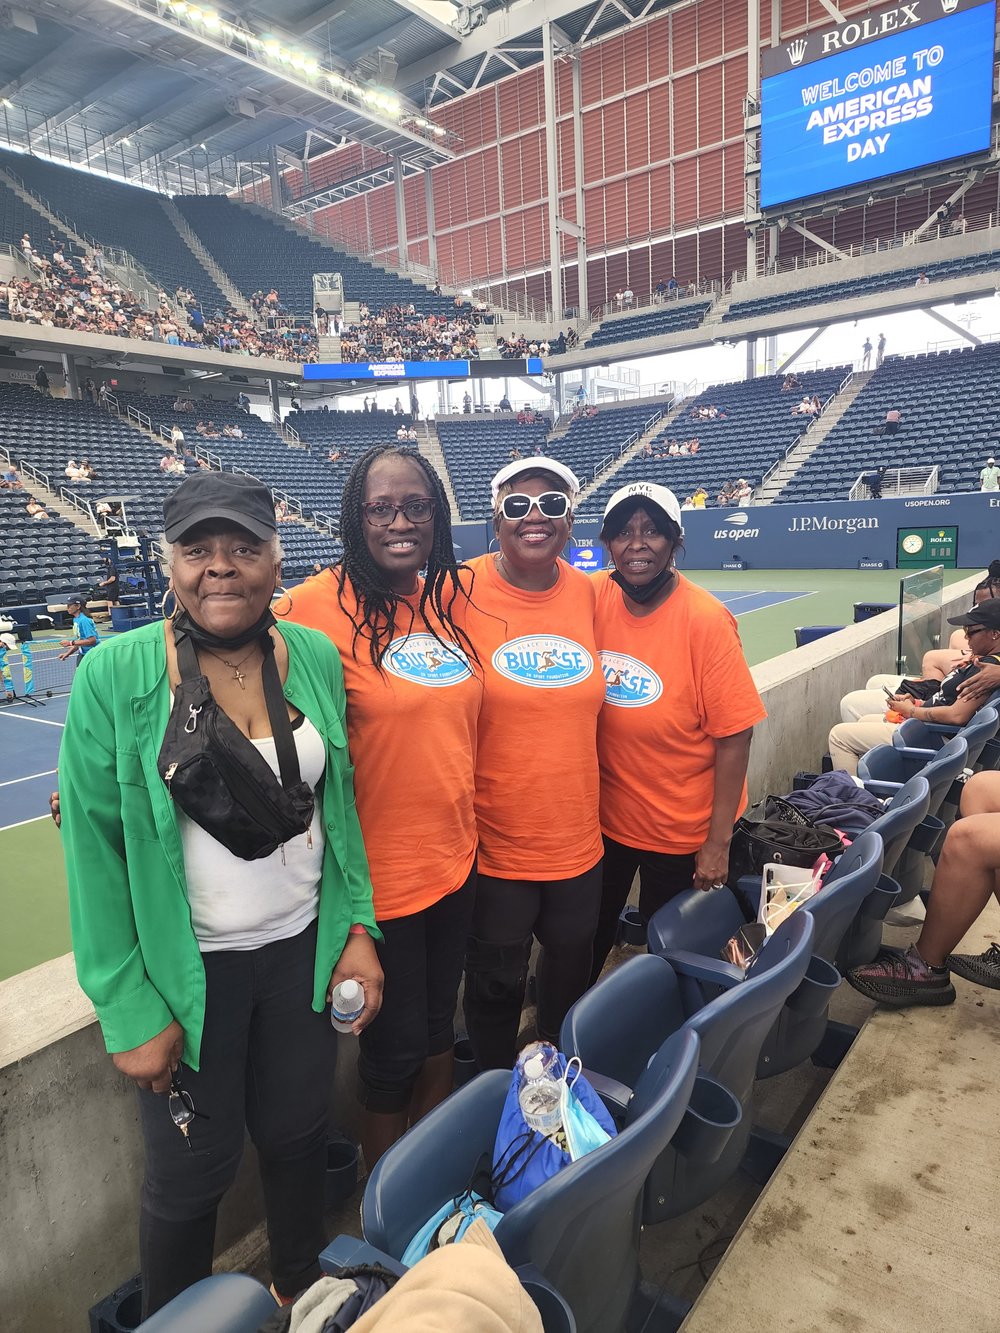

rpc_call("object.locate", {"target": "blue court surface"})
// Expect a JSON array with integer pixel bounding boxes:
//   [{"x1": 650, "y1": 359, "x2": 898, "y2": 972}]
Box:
[{"x1": 0, "y1": 694, "x2": 68, "y2": 831}]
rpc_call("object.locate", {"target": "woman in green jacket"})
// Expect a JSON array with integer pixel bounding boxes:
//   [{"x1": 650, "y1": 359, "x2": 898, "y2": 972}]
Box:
[{"x1": 59, "y1": 472, "x2": 381, "y2": 1318}]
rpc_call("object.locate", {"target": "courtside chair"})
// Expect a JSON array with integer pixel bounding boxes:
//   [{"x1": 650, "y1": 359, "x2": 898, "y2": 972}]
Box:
[
  {"x1": 362, "y1": 1031, "x2": 701, "y2": 1333},
  {"x1": 563, "y1": 911, "x2": 813, "y2": 1229}
]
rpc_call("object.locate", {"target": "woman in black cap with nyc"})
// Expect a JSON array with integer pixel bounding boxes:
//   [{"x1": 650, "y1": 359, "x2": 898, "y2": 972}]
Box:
[
  {"x1": 58, "y1": 470, "x2": 381, "y2": 1317},
  {"x1": 589, "y1": 481, "x2": 766, "y2": 984}
]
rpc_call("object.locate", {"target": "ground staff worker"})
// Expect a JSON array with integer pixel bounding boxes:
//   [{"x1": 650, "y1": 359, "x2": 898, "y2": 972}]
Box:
[
  {"x1": 279, "y1": 445, "x2": 482, "y2": 1170},
  {"x1": 58, "y1": 473, "x2": 381, "y2": 1316},
  {"x1": 462, "y1": 457, "x2": 605, "y2": 1069},
  {"x1": 589, "y1": 483, "x2": 766, "y2": 983}
]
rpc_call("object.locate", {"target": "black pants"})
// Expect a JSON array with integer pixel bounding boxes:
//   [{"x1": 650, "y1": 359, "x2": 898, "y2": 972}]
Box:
[
  {"x1": 358, "y1": 866, "x2": 477, "y2": 1113},
  {"x1": 463, "y1": 860, "x2": 602, "y2": 1070},
  {"x1": 589, "y1": 836, "x2": 697, "y2": 988},
  {"x1": 137, "y1": 920, "x2": 335, "y2": 1317}
]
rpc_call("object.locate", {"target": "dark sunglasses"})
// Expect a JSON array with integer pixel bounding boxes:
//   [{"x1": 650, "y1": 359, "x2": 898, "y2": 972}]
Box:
[
  {"x1": 169, "y1": 1071, "x2": 210, "y2": 1150},
  {"x1": 499, "y1": 491, "x2": 570, "y2": 521}
]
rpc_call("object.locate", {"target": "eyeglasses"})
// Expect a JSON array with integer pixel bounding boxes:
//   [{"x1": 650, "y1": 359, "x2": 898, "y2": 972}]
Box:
[
  {"x1": 362, "y1": 498, "x2": 436, "y2": 527},
  {"x1": 966, "y1": 625, "x2": 995, "y2": 638},
  {"x1": 499, "y1": 491, "x2": 570, "y2": 521},
  {"x1": 169, "y1": 1071, "x2": 209, "y2": 1150}
]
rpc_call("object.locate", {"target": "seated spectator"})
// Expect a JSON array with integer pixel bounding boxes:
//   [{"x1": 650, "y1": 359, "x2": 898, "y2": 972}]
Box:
[
  {"x1": 847, "y1": 769, "x2": 1000, "y2": 1007},
  {"x1": 327, "y1": 448, "x2": 342, "y2": 463},
  {"x1": 65, "y1": 458, "x2": 88, "y2": 482},
  {"x1": 678, "y1": 442, "x2": 690, "y2": 455},
  {"x1": 274, "y1": 499, "x2": 288, "y2": 522},
  {"x1": 689, "y1": 440, "x2": 700, "y2": 455},
  {"x1": 498, "y1": 394, "x2": 512, "y2": 412},
  {"x1": 406, "y1": 427, "x2": 418, "y2": 441},
  {"x1": 828, "y1": 600, "x2": 1000, "y2": 774},
  {"x1": 396, "y1": 425, "x2": 409, "y2": 441},
  {"x1": 80, "y1": 458, "x2": 97, "y2": 481},
  {"x1": 26, "y1": 499, "x2": 49, "y2": 520},
  {"x1": 642, "y1": 441, "x2": 653, "y2": 457},
  {"x1": 1, "y1": 466, "x2": 22, "y2": 490},
  {"x1": 782, "y1": 372, "x2": 802, "y2": 391},
  {"x1": 717, "y1": 481, "x2": 735, "y2": 505},
  {"x1": 222, "y1": 424, "x2": 243, "y2": 439},
  {"x1": 915, "y1": 271, "x2": 930, "y2": 287},
  {"x1": 668, "y1": 442, "x2": 680, "y2": 456}
]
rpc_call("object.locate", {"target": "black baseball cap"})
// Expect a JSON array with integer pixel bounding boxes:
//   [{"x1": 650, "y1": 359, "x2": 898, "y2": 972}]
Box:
[
  {"x1": 163, "y1": 472, "x2": 276, "y2": 543},
  {"x1": 948, "y1": 600, "x2": 1000, "y2": 631},
  {"x1": 66, "y1": 594, "x2": 84, "y2": 608}
]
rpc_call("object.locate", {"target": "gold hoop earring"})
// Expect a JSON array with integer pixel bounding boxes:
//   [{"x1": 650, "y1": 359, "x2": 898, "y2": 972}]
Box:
[
  {"x1": 161, "y1": 586, "x2": 179, "y2": 621},
  {"x1": 271, "y1": 585, "x2": 291, "y2": 615}
]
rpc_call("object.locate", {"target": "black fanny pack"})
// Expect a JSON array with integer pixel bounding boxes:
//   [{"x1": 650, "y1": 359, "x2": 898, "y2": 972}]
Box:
[{"x1": 158, "y1": 628, "x2": 315, "y2": 860}]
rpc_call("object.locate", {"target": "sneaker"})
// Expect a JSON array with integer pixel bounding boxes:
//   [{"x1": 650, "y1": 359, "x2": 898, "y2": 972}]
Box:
[
  {"x1": 945, "y1": 942, "x2": 1000, "y2": 990},
  {"x1": 885, "y1": 895, "x2": 926, "y2": 927},
  {"x1": 847, "y1": 945, "x2": 956, "y2": 1008}
]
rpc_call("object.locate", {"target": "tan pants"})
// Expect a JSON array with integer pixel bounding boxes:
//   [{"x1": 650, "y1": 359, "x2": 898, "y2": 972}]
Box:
[
  {"x1": 840, "y1": 674, "x2": 904, "y2": 723},
  {"x1": 828, "y1": 714, "x2": 899, "y2": 775}
]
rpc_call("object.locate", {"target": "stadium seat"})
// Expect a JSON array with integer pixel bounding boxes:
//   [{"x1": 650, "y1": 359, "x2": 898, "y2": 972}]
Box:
[
  {"x1": 894, "y1": 703, "x2": 1000, "y2": 771},
  {"x1": 139, "y1": 1274, "x2": 276, "y2": 1333},
  {"x1": 362, "y1": 1031, "x2": 701, "y2": 1333},
  {"x1": 564, "y1": 912, "x2": 813, "y2": 1223}
]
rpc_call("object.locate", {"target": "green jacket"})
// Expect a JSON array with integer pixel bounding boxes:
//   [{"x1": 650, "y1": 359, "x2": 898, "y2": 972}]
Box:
[{"x1": 59, "y1": 619, "x2": 378, "y2": 1069}]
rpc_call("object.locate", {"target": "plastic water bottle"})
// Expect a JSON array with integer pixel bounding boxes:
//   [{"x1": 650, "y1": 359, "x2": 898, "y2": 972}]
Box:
[
  {"x1": 518, "y1": 1043, "x2": 563, "y2": 1136},
  {"x1": 330, "y1": 979, "x2": 365, "y2": 1033}
]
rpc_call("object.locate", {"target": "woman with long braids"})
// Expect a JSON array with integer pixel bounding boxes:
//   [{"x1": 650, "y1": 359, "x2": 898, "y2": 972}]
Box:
[{"x1": 278, "y1": 445, "x2": 482, "y2": 1170}]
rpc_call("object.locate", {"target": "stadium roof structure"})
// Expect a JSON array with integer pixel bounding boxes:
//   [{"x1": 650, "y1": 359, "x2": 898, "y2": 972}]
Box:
[{"x1": 2, "y1": 0, "x2": 681, "y2": 201}]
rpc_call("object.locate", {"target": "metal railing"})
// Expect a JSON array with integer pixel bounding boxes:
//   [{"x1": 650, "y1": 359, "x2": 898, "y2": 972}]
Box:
[
  {"x1": 849, "y1": 465, "x2": 940, "y2": 502},
  {"x1": 589, "y1": 284, "x2": 719, "y2": 325},
  {"x1": 590, "y1": 409, "x2": 664, "y2": 483}
]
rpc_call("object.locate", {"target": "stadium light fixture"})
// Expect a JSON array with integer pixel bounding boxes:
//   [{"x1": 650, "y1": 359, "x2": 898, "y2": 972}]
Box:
[{"x1": 96, "y1": 0, "x2": 455, "y2": 158}]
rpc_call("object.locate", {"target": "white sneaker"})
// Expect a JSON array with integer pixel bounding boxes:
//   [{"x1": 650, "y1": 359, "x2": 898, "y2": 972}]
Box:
[{"x1": 885, "y1": 896, "x2": 926, "y2": 927}]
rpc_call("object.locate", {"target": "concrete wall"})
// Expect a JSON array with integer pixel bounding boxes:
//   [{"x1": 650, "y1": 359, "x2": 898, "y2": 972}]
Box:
[{"x1": 0, "y1": 573, "x2": 982, "y2": 1330}]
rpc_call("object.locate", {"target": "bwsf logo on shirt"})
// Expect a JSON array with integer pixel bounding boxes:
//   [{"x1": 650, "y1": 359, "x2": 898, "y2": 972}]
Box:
[
  {"x1": 600, "y1": 651, "x2": 663, "y2": 708},
  {"x1": 383, "y1": 634, "x2": 473, "y2": 687},
  {"x1": 492, "y1": 636, "x2": 594, "y2": 688}
]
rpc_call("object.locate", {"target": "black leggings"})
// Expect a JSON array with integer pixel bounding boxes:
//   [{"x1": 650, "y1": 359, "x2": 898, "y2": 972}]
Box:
[
  {"x1": 463, "y1": 860, "x2": 603, "y2": 1071},
  {"x1": 589, "y1": 835, "x2": 697, "y2": 988},
  {"x1": 137, "y1": 920, "x2": 335, "y2": 1317},
  {"x1": 358, "y1": 866, "x2": 477, "y2": 1113}
]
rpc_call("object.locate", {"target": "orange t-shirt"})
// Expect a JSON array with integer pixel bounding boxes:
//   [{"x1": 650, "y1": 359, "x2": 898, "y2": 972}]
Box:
[
  {"x1": 593, "y1": 572, "x2": 766, "y2": 854},
  {"x1": 463, "y1": 555, "x2": 604, "y2": 880},
  {"x1": 278, "y1": 569, "x2": 481, "y2": 920}
]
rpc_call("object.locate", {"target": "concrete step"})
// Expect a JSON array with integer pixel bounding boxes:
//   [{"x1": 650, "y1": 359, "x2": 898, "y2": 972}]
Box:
[
  {"x1": 416, "y1": 422, "x2": 460, "y2": 523},
  {"x1": 160, "y1": 199, "x2": 253, "y2": 318},
  {"x1": 577, "y1": 396, "x2": 691, "y2": 503}
]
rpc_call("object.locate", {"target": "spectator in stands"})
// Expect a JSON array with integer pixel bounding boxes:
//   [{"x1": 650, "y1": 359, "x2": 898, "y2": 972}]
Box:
[
  {"x1": 589, "y1": 482, "x2": 765, "y2": 984},
  {"x1": 274, "y1": 500, "x2": 288, "y2": 523},
  {"x1": 828, "y1": 600, "x2": 1000, "y2": 774},
  {"x1": 98, "y1": 382, "x2": 110, "y2": 407},
  {"x1": 25, "y1": 499, "x2": 49, "y2": 520},
  {"x1": 622, "y1": 286, "x2": 634, "y2": 308},
  {"x1": 847, "y1": 769, "x2": 1000, "y2": 1007},
  {"x1": 460, "y1": 457, "x2": 603, "y2": 1070},
  {"x1": 734, "y1": 478, "x2": 753, "y2": 504},
  {"x1": 655, "y1": 279, "x2": 667, "y2": 301},
  {"x1": 507, "y1": 447, "x2": 523, "y2": 462},
  {"x1": 396, "y1": 425, "x2": 409, "y2": 442},
  {"x1": 35, "y1": 365, "x2": 50, "y2": 395},
  {"x1": 876, "y1": 332, "x2": 887, "y2": 367},
  {"x1": 782, "y1": 372, "x2": 802, "y2": 391},
  {"x1": 327, "y1": 448, "x2": 342, "y2": 463},
  {"x1": 1, "y1": 465, "x2": 22, "y2": 490},
  {"x1": 462, "y1": 392, "x2": 472, "y2": 414},
  {"x1": 979, "y1": 456, "x2": 1000, "y2": 492},
  {"x1": 65, "y1": 458, "x2": 89, "y2": 482},
  {"x1": 883, "y1": 408, "x2": 902, "y2": 436},
  {"x1": 170, "y1": 424, "x2": 185, "y2": 452},
  {"x1": 57, "y1": 596, "x2": 99, "y2": 661},
  {"x1": 222, "y1": 424, "x2": 243, "y2": 440},
  {"x1": 613, "y1": 290, "x2": 624, "y2": 309},
  {"x1": 861, "y1": 337, "x2": 872, "y2": 370},
  {"x1": 915, "y1": 271, "x2": 930, "y2": 287},
  {"x1": 498, "y1": 393, "x2": 512, "y2": 412},
  {"x1": 20, "y1": 233, "x2": 33, "y2": 260},
  {"x1": 57, "y1": 472, "x2": 380, "y2": 1316},
  {"x1": 393, "y1": 398, "x2": 403, "y2": 415},
  {"x1": 791, "y1": 395, "x2": 814, "y2": 416},
  {"x1": 691, "y1": 487, "x2": 708, "y2": 508},
  {"x1": 277, "y1": 445, "x2": 479, "y2": 1171},
  {"x1": 717, "y1": 481, "x2": 735, "y2": 505}
]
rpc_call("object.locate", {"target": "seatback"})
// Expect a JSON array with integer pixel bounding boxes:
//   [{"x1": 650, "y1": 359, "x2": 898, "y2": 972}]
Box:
[
  {"x1": 896, "y1": 704, "x2": 999, "y2": 769},
  {"x1": 836, "y1": 776, "x2": 930, "y2": 971},
  {"x1": 859, "y1": 735, "x2": 968, "y2": 819},
  {"x1": 494, "y1": 1029, "x2": 700, "y2": 1333},
  {"x1": 804, "y1": 830, "x2": 885, "y2": 963}
]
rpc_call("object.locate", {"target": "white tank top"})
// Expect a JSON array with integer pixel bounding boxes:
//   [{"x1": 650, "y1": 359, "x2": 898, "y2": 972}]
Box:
[{"x1": 178, "y1": 716, "x2": 326, "y2": 951}]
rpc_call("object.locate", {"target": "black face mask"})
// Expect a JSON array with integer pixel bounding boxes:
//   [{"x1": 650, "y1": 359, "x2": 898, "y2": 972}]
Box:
[
  {"x1": 610, "y1": 565, "x2": 675, "y2": 605},
  {"x1": 173, "y1": 604, "x2": 275, "y2": 652}
]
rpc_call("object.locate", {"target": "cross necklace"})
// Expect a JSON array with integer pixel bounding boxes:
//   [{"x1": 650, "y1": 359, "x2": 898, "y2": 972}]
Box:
[{"x1": 202, "y1": 643, "x2": 261, "y2": 690}]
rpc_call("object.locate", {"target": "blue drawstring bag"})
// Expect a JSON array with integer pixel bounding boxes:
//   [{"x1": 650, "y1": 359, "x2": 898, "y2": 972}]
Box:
[
  {"x1": 491, "y1": 1050, "x2": 617, "y2": 1212},
  {"x1": 400, "y1": 1189, "x2": 503, "y2": 1267}
]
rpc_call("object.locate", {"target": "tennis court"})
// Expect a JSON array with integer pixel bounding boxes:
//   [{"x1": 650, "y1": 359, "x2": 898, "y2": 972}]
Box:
[{"x1": 0, "y1": 566, "x2": 972, "y2": 981}]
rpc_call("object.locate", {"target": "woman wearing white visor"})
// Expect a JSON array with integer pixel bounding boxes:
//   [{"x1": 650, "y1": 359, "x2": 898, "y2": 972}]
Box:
[
  {"x1": 462, "y1": 457, "x2": 605, "y2": 1069},
  {"x1": 589, "y1": 482, "x2": 766, "y2": 985}
]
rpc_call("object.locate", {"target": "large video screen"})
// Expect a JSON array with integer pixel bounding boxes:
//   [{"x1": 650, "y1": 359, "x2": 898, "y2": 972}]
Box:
[{"x1": 760, "y1": 0, "x2": 996, "y2": 211}]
